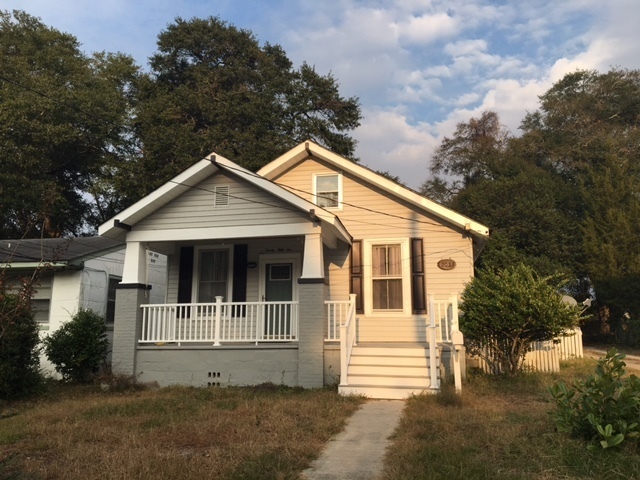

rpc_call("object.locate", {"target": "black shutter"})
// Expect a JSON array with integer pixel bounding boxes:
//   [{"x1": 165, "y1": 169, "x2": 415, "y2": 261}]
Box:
[
  {"x1": 350, "y1": 240, "x2": 363, "y2": 314},
  {"x1": 232, "y1": 244, "x2": 248, "y2": 302},
  {"x1": 177, "y1": 246, "x2": 194, "y2": 305},
  {"x1": 411, "y1": 238, "x2": 426, "y2": 314}
]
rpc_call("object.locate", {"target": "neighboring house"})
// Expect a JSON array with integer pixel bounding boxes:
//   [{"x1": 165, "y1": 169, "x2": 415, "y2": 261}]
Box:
[
  {"x1": 99, "y1": 141, "x2": 490, "y2": 399},
  {"x1": 0, "y1": 237, "x2": 167, "y2": 373}
]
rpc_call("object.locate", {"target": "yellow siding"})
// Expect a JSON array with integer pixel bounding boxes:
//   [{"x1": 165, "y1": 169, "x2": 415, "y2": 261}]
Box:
[
  {"x1": 136, "y1": 170, "x2": 308, "y2": 231},
  {"x1": 275, "y1": 156, "x2": 475, "y2": 342}
]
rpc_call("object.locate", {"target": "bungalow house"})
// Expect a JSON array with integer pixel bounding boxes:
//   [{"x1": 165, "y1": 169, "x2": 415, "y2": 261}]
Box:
[
  {"x1": 99, "y1": 141, "x2": 490, "y2": 399},
  {"x1": 0, "y1": 237, "x2": 166, "y2": 373}
]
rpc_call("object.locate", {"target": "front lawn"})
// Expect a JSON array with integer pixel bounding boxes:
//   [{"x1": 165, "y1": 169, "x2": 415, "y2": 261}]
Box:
[
  {"x1": 382, "y1": 359, "x2": 640, "y2": 480},
  {"x1": 0, "y1": 383, "x2": 363, "y2": 480}
]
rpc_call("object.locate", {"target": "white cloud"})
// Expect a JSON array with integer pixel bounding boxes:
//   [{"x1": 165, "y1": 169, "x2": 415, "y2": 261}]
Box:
[{"x1": 397, "y1": 12, "x2": 459, "y2": 44}]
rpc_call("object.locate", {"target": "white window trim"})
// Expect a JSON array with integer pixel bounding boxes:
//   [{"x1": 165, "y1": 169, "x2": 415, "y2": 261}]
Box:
[
  {"x1": 363, "y1": 238, "x2": 411, "y2": 316},
  {"x1": 313, "y1": 172, "x2": 343, "y2": 210},
  {"x1": 192, "y1": 245, "x2": 234, "y2": 303}
]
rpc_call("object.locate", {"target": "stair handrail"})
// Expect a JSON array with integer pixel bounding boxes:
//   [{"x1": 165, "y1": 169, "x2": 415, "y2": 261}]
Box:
[
  {"x1": 427, "y1": 317, "x2": 439, "y2": 389},
  {"x1": 340, "y1": 294, "x2": 357, "y2": 386}
]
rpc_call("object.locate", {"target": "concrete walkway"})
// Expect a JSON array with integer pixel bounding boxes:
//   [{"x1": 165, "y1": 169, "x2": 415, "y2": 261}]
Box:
[{"x1": 301, "y1": 400, "x2": 404, "y2": 480}]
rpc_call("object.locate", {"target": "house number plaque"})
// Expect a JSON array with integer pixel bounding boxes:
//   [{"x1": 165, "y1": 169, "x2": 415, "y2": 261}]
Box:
[{"x1": 437, "y1": 258, "x2": 456, "y2": 271}]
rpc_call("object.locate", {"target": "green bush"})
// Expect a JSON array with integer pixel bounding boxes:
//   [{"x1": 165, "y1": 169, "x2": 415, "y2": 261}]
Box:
[
  {"x1": 43, "y1": 309, "x2": 108, "y2": 383},
  {"x1": 549, "y1": 349, "x2": 640, "y2": 449},
  {"x1": 460, "y1": 263, "x2": 581, "y2": 375},
  {"x1": 0, "y1": 290, "x2": 42, "y2": 399}
]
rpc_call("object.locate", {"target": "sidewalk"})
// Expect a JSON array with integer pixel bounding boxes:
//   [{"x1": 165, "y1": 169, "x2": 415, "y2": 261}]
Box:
[{"x1": 301, "y1": 400, "x2": 404, "y2": 480}]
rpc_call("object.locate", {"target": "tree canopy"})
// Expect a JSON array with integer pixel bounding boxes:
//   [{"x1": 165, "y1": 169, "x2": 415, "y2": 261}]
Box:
[
  {"x1": 424, "y1": 68, "x2": 640, "y2": 342},
  {"x1": 0, "y1": 11, "x2": 361, "y2": 235},
  {"x1": 0, "y1": 10, "x2": 138, "y2": 237},
  {"x1": 125, "y1": 16, "x2": 361, "y2": 202}
]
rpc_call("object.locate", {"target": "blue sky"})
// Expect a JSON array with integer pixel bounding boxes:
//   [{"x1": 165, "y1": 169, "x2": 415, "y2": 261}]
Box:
[{"x1": 4, "y1": 0, "x2": 640, "y2": 188}]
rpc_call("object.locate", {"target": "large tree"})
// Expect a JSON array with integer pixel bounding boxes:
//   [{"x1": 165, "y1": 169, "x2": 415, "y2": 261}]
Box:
[
  {"x1": 125, "y1": 16, "x2": 361, "y2": 201},
  {"x1": 425, "y1": 69, "x2": 640, "y2": 342},
  {"x1": 0, "y1": 10, "x2": 138, "y2": 237}
]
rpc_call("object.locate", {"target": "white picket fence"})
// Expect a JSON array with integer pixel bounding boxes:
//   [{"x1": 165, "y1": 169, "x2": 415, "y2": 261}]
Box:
[{"x1": 477, "y1": 327, "x2": 584, "y2": 373}]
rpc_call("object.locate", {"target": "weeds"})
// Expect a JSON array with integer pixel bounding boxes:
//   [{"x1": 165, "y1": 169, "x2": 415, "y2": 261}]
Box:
[{"x1": 0, "y1": 384, "x2": 363, "y2": 479}]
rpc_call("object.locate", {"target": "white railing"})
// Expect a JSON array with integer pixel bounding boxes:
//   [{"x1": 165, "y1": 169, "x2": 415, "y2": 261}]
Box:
[
  {"x1": 325, "y1": 299, "x2": 353, "y2": 341},
  {"x1": 429, "y1": 295, "x2": 459, "y2": 343},
  {"x1": 339, "y1": 294, "x2": 357, "y2": 386},
  {"x1": 140, "y1": 297, "x2": 298, "y2": 345}
]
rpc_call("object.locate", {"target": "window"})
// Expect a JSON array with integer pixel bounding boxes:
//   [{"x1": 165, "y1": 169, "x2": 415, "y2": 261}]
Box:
[
  {"x1": 314, "y1": 173, "x2": 341, "y2": 209},
  {"x1": 213, "y1": 185, "x2": 230, "y2": 207},
  {"x1": 197, "y1": 249, "x2": 230, "y2": 302},
  {"x1": 372, "y1": 244, "x2": 403, "y2": 310},
  {"x1": 31, "y1": 299, "x2": 50, "y2": 326},
  {"x1": 105, "y1": 276, "x2": 120, "y2": 325},
  {"x1": 361, "y1": 239, "x2": 411, "y2": 315}
]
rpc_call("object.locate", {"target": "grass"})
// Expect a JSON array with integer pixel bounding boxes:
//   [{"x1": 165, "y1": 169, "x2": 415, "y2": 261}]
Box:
[
  {"x1": 382, "y1": 358, "x2": 640, "y2": 480},
  {"x1": 0, "y1": 382, "x2": 364, "y2": 480}
]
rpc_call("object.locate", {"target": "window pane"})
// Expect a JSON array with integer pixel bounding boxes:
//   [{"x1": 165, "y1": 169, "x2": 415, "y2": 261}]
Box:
[
  {"x1": 387, "y1": 279, "x2": 403, "y2": 309},
  {"x1": 317, "y1": 191, "x2": 338, "y2": 208},
  {"x1": 387, "y1": 245, "x2": 401, "y2": 276},
  {"x1": 316, "y1": 175, "x2": 338, "y2": 191},
  {"x1": 372, "y1": 246, "x2": 386, "y2": 276},
  {"x1": 198, "y1": 250, "x2": 229, "y2": 302}
]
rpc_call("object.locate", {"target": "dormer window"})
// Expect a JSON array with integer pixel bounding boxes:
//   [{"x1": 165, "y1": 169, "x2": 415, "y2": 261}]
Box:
[{"x1": 314, "y1": 173, "x2": 342, "y2": 209}]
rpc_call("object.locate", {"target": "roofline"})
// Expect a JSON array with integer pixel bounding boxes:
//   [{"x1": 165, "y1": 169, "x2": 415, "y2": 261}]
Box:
[
  {"x1": 258, "y1": 141, "x2": 490, "y2": 239},
  {"x1": 99, "y1": 152, "x2": 352, "y2": 245},
  {"x1": 1, "y1": 262, "x2": 73, "y2": 270}
]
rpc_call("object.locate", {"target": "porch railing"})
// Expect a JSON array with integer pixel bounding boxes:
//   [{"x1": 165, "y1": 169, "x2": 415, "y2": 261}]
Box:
[
  {"x1": 325, "y1": 299, "x2": 353, "y2": 341},
  {"x1": 429, "y1": 295, "x2": 459, "y2": 343},
  {"x1": 140, "y1": 297, "x2": 298, "y2": 345}
]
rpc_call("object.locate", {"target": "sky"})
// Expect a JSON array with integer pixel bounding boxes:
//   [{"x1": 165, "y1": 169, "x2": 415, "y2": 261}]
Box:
[{"x1": 4, "y1": 0, "x2": 640, "y2": 188}]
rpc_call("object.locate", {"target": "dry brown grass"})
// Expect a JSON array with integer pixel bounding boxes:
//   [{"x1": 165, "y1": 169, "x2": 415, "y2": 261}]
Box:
[
  {"x1": 0, "y1": 383, "x2": 363, "y2": 480},
  {"x1": 382, "y1": 359, "x2": 640, "y2": 480}
]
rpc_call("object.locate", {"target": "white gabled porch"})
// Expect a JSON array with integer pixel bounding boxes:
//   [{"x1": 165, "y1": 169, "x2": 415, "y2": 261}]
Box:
[{"x1": 326, "y1": 295, "x2": 464, "y2": 399}]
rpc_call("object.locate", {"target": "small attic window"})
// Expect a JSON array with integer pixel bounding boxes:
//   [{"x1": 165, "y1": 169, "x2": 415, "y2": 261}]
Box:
[{"x1": 214, "y1": 185, "x2": 230, "y2": 207}]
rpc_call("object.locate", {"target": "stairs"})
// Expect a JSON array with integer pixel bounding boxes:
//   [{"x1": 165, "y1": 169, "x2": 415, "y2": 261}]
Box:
[{"x1": 339, "y1": 344, "x2": 440, "y2": 399}]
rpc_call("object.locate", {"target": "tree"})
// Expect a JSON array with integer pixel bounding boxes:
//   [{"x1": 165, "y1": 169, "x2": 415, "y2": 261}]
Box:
[
  {"x1": 125, "y1": 16, "x2": 361, "y2": 201},
  {"x1": 460, "y1": 264, "x2": 581, "y2": 375},
  {"x1": 0, "y1": 270, "x2": 42, "y2": 399},
  {"x1": 0, "y1": 10, "x2": 139, "y2": 236},
  {"x1": 421, "y1": 111, "x2": 509, "y2": 203},
  {"x1": 519, "y1": 68, "x2": 640, "y2": 340}
]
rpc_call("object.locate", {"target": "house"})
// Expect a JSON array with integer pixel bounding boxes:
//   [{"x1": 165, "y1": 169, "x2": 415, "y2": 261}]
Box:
[
  {"x1": 0, "y1": 237, "x2": 166, "y2": 373},
  {"x1": 99, "y1": 141, "x2": 490, "y2": 398}
]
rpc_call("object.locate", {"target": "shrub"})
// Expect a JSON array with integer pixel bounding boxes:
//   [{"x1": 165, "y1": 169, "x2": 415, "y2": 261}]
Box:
[
  {"x1": 43, "y1": 309, "x2": 108, "y2": 383},
  {"x1": 460, "y1": 263, "x2": 581, "y2": 375},
  {"x1": 549, "y1": 349, "x2": 640, "y2": 449},
  {"x1": 0, "y1": 281, "x2": 42, "y2": 399}
]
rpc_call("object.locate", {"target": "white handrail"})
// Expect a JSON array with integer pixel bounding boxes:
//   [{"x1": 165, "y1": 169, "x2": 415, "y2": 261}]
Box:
[{"x1": 339, "y1": 294, "x2": 357, "y2": 386}]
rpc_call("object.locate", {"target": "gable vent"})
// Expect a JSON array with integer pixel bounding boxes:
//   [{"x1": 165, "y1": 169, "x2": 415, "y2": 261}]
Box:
[{"x1": 214, "y1": 185, "x2": 230, "y2": 207}]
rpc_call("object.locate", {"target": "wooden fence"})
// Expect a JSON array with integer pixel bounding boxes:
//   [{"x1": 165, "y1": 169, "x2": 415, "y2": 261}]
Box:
[{"x1": 476, "y1": 327, "x2": 583, "y2": 374}]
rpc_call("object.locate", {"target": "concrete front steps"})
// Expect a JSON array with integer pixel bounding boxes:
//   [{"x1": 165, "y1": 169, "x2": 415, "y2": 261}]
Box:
[{"x1": 339, "y1": 344, "x2": 440, "y2": 400}]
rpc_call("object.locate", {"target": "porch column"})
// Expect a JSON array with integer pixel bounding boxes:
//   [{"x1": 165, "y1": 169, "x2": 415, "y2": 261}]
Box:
[
  {"x1": 300, "y1": 232, "x2": 324, "y2": 280},
  {"x1": 112, "y1": 240, "x2": 149, "y2": 376},
  {"x1": 297, "y1": 281, "x2": 326, "y2": 388},
  {"x1": 111, "y1": 286, "x2": 147, "y2": 376},
  {"x1": 122, "y1": 241, "x2": 148, "y2": 284}
]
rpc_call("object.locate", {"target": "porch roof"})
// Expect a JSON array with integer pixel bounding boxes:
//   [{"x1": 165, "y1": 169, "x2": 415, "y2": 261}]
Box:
[{"x1": 98, "y1": 153, "x2": 352, "y2": 247}]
